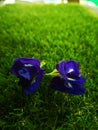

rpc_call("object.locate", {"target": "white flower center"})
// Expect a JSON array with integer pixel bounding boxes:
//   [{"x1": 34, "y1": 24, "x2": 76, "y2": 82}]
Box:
[
  {"x1": 24, "y1": 64, "x2": 33, "y2": 67},
  {"x1": 68, "y1": 68, "x2": 74, "y2": 73}
]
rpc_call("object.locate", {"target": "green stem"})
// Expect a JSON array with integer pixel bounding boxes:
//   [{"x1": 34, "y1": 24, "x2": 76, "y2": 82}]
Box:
[{"x1": 45, "y1": 69, "x2": 60, "y2": 77}]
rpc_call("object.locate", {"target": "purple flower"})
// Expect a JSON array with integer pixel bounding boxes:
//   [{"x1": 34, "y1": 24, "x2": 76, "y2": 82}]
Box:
[
  {"x1": 11, "y1": 58, "x2": 44, "y2": 94},
  {"x1": 50, "y1": 60, "x2": 86, "y2": 95}
]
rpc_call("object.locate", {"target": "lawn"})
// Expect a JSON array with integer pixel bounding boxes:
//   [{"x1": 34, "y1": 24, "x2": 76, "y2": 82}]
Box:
[{"x1": 0, "y1": 3, "x2": 98, "y2": 130}]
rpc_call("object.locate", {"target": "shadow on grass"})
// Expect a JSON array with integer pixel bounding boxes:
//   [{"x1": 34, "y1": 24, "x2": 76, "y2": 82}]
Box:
[{"x1": 0, "y1": 75, "x2": 86, "y2": 129}]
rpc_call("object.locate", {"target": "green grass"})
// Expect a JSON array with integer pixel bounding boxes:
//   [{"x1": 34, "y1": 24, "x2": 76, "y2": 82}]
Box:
[{"x1": 0, "y1": 3, "x2": 98, "y2": 130}]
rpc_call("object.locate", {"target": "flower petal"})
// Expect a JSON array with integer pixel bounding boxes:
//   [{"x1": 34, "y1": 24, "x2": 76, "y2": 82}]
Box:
[
  {"x1": 56, "y1": 61, "x2": 67, "y2": 79},
  {"x1": 51, "y1": 60, "x2": 86, "y2": 95},
  {"x1": 23, "y1": 69, "x2": 44, "y2": 94},
  {"x1": 19, "y1": 58, "x2": 40, "y2": 67},
  {"x1": 11, "y1": 58, "x2": 44, "y2": 94},
  {"x1": 65, "y1": 60, "x2": 80, "y2": 75},
  {"x1": 68, "y1": 79, "x2": 85, "y2": 95},
  {"x1": 50, "y1": 76, "x2": 70, "y2": 93},
  {"x1": 56, "y1": 60, "x2": 80, "y2": 79},
  {"x1": 72, "y1": 77, "x2": 86, "y2": 85},
  {"x1": 50, "y1": 76, "x2": 85, "y2": 95},
  {"x1": 18, "y1": 68, "x2": 31, "y2": 80},
  {"x1": 11, "y1": 58, "x2": 40, "y2": 77},
  {"x1": 18, "y1": 78, "x2": 31, "y2": 89}
]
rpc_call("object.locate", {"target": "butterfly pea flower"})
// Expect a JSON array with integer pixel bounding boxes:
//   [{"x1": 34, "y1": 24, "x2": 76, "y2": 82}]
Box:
[
  {"x1": 11, "y1": 58, "x2": 44, "y2": 94},
  {"x1": 50, "y1": 60, "x2": 86, "y2": 95}
]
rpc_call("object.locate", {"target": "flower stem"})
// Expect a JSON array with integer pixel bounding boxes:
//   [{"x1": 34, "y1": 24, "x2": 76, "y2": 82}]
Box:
[{"x1": 45, "y1": 69, "x2": 60, "y2": 77}]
